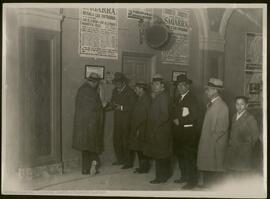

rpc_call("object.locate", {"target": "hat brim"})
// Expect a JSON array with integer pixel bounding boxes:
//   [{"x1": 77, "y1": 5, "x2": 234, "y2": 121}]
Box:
[
  {"x1": 87, "y1": 77, "x2": 101, "y2": 82},
  {"x1": 175, "y1": 79, "x2": 193, "y2": 85},
  {"x1": 205, "y1": 85, "x2": 224, "y2": 90}
]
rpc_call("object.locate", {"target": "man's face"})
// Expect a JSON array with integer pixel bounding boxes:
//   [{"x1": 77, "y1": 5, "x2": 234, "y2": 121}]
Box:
[
  {"x1": 235, "y1": 98, "x2": 247, "y2": 114},
  {"x1": 205, "y1": 87, "x2": 217, "y2": 99},
  {"x1": 151, "y1": 81, "x2": 163, "y2": 93},
  {"x1": 134, "y1": 86, "x2": 143, "y2": 96},
  {"x1": 115, "y1": 81, "x2": 124, "y2": 89},
  {"x1": 89, "y1": 80, "x2": 99, "y2": 89},
  {"x1": 177, "y1": 82, "x2": 189, "y2": 95}
]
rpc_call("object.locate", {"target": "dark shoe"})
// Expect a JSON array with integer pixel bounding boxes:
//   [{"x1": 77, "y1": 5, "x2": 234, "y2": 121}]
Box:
[
  {"x1": 82, "y1": 170, "x2": 90, "y2": 175},
  {"x1": 121, "y1": 165, "x2": 132, "y2": 169},
  {"x1": 150, "y1": 179, "x2": 167, "y2": 184},
  {"x1": 112, "y1": 161, "x2": 122, "y2": 165},
  {"x1": 174, "y1": 178, "x2": 187, "y2": 183},
  {"x1": 150, "y1": 179, "x2": 162, "y2": 184},
  {"x1": 182, "y1": 183, "x2": 196, "y2": 190}
]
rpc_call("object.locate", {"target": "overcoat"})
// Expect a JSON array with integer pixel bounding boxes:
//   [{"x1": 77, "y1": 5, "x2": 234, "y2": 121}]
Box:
[
  {"x1": 144, "y1": 90, "x2": 173, "y2": 159},
  {"x1": 197, "y1": 96, "x2": 229, "y2": 172},
  {"x1": 111, "y1": 86, "x2": 137, "y2": 128},
  {"x1": 72, "y1": 82, "x2": 104, "y2": 153},
  {"x1": 225, "y1": 111, "x2": 259, "y2": 171},
  {"x1": 129, "y1": 93, "x2": 151, "y2": 151},
  {"x1": 172, "y1": 91, "x2": 200, "y2": 154}
]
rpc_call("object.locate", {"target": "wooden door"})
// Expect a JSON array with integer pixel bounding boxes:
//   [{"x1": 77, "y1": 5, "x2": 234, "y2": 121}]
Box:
[
  {"x1": 19, "y1": 27, "x2": 61, "y2": 167},
  {"x1": 122, "y1": 52, "x2": 152, "y2": 87}
]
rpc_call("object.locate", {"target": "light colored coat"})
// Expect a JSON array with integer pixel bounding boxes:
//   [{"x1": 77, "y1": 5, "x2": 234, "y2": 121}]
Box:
[
  {"x1": 225, "y1": 111, "x2": 259, "y2": 171},
  {"x1": 197, "y1": 96, "x2": 229, "y2": 172}
]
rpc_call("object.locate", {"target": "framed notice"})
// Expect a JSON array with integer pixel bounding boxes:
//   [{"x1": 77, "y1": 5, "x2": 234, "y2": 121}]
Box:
[
  {"x1": 245, "y1": 32, "x2": 262, "y2": 71},
  {"x1": 79, "y1": 8, "x2": 118, "y2": 59},
  {"x1": 85, "y1": 65, "x2": 105, "y2": 79},
  {"x1": 244, "y1": 71, "x2": 262, "y2": 107}
]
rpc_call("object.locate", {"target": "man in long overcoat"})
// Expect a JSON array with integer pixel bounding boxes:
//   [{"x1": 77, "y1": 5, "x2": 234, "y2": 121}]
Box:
[
  {"x1": 144, "y1": 74, "x2": 173, "y2": 184},
  {"x1": 72, "y1": 72, "x2": 104, "y2": 175},
  {"x1": 106, "y1": 72, "x2": 137, "y2": 169},
  {"x1": 225, "y1": 96, "x2": 260, "y2": 172},
  {"x1": 172, "y1": 75, "x2": 200, "y2": 189},
  {"x1": 129, "y1": 82, "x2": 151, "y2": 173},
  {"x1": 197, "y1": 78, "x2": 229, "y2": 187}
]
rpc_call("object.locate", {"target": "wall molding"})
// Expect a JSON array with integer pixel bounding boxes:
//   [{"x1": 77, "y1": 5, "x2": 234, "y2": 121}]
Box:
[
  {"x1": 199, "y1": 32, "x2": 225, "y2": 52},
  {"x1": 17, "y1": 8, "x2": 63, "y2": 31}
]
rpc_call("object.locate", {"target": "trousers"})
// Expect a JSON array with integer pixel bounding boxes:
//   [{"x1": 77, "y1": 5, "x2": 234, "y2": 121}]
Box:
[{"x1": 155, "y1": 157, "x2": 173, "y2": 181}]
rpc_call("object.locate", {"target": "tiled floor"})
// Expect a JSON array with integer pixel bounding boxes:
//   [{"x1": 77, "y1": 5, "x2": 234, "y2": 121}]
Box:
[{"x1": 5, "y1": 163, "x2": 266, "y2": 198}]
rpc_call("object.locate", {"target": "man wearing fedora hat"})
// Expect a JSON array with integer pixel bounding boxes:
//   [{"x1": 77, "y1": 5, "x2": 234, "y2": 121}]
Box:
[
  {"x1": 72, "y1": 72, "x2": 104, "y2": 175},
  {"x1": 197, "y1": 78, "x2": 229, "y2": 188},
  {"x1": 106, "y1": 72, "x2": 136, "y2": 169},
  {"x1": 144, "y1": 74, "x2": 173, "y2": 183},
  {"x1": 172, "y1": 74, "x2": 200, "y2": 189},
  {"x1": 128, "y1": 82, "x2": 151, "y2": 173}
]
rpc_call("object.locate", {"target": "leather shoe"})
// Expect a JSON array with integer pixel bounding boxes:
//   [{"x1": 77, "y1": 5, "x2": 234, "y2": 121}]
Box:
[
  {"x1": 174, "y1": 178, "x2": 187, "y2": 183},
  {"x1": 150, "y1": 179, "x2": 167, "y2": 184},
  {"x1": 182, "y1": 183, "x2": 196, "y2": 190},
  {"x1": 121, "y1": 165, "x2": 132, "y2": 169},
  {"x1": 112, "y1": 161, "x2": 122, "y2": 165}
]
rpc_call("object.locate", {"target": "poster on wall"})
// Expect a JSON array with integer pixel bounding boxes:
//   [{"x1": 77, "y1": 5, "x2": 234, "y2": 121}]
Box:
[
  {"x1": 245, "y1": 32, "x2": 262, "y2": 70},
  {"x1": 127, "y1": 8, "x2": 153, "y2": 20},
  {"x1": 161, "y1": 8, "x2": 190, "y2": 65},
  {"x1": 244, "y1": 71, "x2": 262, "y2": 107},
  {"x1": 79, "y1": 8, "x2": 118, "y2": 59}
]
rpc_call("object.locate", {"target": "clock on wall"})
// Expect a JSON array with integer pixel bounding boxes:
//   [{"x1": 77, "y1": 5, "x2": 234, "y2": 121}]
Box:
[
  {"x1": 143, "y1": 15, "x2": 171, "y2": 50},
  {"x1": 145, "y1": 23, "x2": 170, "y2": 49}
]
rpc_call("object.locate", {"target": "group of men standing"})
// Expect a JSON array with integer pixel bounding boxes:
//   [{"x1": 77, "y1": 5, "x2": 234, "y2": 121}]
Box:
[{"x1": 72, "y1": 71, "x2": 235, "y2": 189}]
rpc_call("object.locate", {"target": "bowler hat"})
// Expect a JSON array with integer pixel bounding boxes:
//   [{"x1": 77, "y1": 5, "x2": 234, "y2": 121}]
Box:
[
  {"x1": 112, "y1": 72, "x2": 127, "y2": 83},
  {"x1": 175, "y1": 74, "x2": 192, "y2": 84},
  {"x1": 206, "y1": 78, "x2": 224, "y2": 89},
  {"x1": 87, "y1": 72, "x2": 101, "y2": 82}
]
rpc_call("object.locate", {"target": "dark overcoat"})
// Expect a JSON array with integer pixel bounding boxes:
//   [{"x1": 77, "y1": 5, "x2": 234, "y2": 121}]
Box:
[
  {"x1": 72, "y1": 82, "x2": 104, "y2": 153},
  {"x1": 172, "y1": 91, "x2": 200, "y2": 155},
  {"x1": 129, "y1": 93, "x2": 151, "y2": 151},
  {"x1": 144, "y1": 90, "x2": 173, "y2": 159},
  {"x1": 111, "y1": 86, "x2": 137, "y2": 128},
  {"x1": 225, "y1": 111, "x2": 259, "y2": 171}
]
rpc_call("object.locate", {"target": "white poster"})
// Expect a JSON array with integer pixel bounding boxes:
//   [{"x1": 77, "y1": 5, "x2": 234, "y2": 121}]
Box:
[
  {"x1": 161, "y1": 9, "x2": 190, "y2": 65},
  {"x1": 127, "y1": 8, "x2": 153, "y2": 20},
  {"x1": 79, "y1": 8, "x2": 118, "y2": 59}
]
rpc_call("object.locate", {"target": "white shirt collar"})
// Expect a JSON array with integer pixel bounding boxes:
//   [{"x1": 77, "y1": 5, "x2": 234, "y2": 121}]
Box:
[
  {"x1": 117, "y1": 85, "x2": 126, "y2": 92},
  {"x1": 211, "y1": 96, "x2": 219, "y2": 103},
  {"x1": 236, "y1": 110, "x2": 246, "y2": 120},
  {"x1": 181, "y1": 90, "x2": 189, "y2": 100}
]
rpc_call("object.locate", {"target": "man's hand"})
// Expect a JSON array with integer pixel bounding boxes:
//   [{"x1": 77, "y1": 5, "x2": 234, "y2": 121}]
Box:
[{"x1": 173, "y1": 118, "x2": 180, "y2": 126}]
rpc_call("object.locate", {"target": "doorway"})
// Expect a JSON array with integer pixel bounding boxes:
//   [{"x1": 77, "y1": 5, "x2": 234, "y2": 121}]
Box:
[{"x1": 122, "y1": 52, "x2": 154, "y2": 87}]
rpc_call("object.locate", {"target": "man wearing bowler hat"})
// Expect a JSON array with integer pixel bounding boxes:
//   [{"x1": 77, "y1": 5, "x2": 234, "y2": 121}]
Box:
[
  {"x1": 144, "y1": 74, "x2": 173, "y2": 183},
  {"x1": 172, "y1": 74, "x2": 200, "y2": 189},
  {"x1": 72, "y1": 72, "x2": 104, "y2": 175},
  {"x1": 107, "y1": 72, "x2": 136, "y2": 169},
  {"x1": 197, "y1": 78, "x2": 229, "y2": 188},
  {"x1": 128, "y1": 82, "x2": 151, "y2": 173}
]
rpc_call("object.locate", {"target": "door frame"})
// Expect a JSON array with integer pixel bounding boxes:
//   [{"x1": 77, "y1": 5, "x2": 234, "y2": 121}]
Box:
[{"x1": 121, "y1": 51, "x2": 156, "y2": 82}]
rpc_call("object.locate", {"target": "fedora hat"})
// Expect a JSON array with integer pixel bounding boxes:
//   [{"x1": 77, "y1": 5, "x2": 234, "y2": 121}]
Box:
[
  {"x1": 175, "y1": 74, "x2": 192, "y2": 85},
  {"x1": 152, "y1": 74, "x2": 164, "y2": 82},
  {"x1": 87, "y1": 72, "x2": 101, "y2": 82},
  {"x1": 112, "y1": 72, "x2": 127, "y2": 83},
  {"x1": 206, "y1": 78, "x2": 224, "y2": 89}
]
